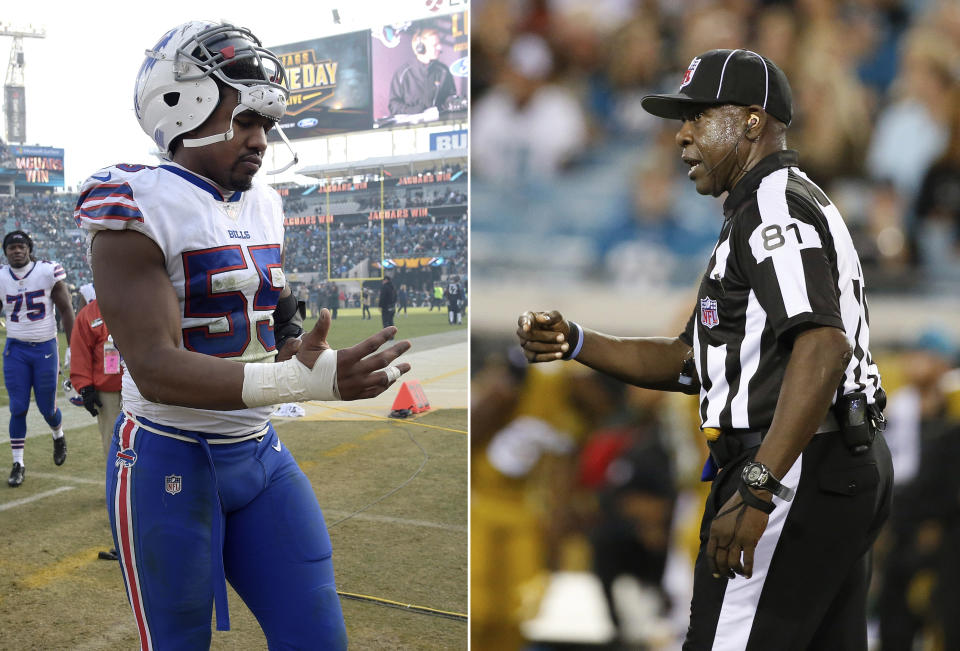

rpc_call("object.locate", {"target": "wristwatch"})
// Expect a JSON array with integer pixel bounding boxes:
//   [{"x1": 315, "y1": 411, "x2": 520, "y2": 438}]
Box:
[{"x1": 741, "y1": 462, "x2": 795, "y2": 501}]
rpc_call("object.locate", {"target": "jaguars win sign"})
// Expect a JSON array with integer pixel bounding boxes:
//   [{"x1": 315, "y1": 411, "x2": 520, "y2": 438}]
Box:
[{"x1": 4, "y1": 145, "x2": 65, "y2": 188}]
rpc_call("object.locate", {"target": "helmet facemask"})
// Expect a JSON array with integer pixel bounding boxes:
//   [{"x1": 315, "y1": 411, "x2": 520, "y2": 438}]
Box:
[{"x1": 153, "y1": 23, "x2": 298, "y2": 174}]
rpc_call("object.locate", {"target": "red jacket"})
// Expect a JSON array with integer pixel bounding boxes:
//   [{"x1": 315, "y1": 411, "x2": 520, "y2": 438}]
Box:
[{"x1": 70, "y1": 300, "x2": 122, "y2": 392}]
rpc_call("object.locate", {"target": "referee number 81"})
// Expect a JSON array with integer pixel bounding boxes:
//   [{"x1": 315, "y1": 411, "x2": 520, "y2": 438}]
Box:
[{"x1": 761, "y1": 223, "x2": 803, "y2": 251}]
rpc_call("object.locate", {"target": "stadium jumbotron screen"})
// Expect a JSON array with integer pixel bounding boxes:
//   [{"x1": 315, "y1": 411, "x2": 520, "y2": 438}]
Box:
[
  {"x1": 0, "y1": 144, "x2": 64, "y2": 189},
  {"x1": 269, "y1": 31, "x2": 374, "y2": 139},
  {"x1": 267, "y1": 10, "x2": 468, "y2": 140}
]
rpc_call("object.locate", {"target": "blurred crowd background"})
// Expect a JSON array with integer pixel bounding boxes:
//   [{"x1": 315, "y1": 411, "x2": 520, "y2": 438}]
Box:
[
  {"x1": 0, "y1": 179, "x2": 467, "y2": 316},
  {"x1": 470, "y1": 1, "x2": 960, "y2": 650},
  {"x1": 472, "y1": 0, "x2": 960, "y2": 292}
]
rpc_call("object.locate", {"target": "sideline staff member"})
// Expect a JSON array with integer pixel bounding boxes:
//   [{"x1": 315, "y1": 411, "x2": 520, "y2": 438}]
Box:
[
  {"x1": 517, "y1": 49, "x2": 892, "y2": 650},
  {"x1": 69, "y1": 285, "x2": 122, "y2": 562},
  {"x1": 69, "y1": 287, "x2": 122, "y2": 459}
]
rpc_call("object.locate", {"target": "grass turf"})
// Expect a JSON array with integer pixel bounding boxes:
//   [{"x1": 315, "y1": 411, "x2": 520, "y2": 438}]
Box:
[{"x1": 0, "y1": 409, "x2": 467, "y2": 649}]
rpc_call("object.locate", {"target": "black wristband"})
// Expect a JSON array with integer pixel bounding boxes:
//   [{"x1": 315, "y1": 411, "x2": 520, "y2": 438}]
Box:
[
  {"x1": 562, "y1": 321, "x2": 582, "y2": 360},
  {"x1": 738, "y1": 481, "x2": 776, "y2": 514}
]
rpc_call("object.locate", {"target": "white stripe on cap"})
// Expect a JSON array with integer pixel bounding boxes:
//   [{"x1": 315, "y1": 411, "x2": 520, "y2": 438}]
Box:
[{"x1": 716, "y1": 49, "x2": 770, "y2": 110}]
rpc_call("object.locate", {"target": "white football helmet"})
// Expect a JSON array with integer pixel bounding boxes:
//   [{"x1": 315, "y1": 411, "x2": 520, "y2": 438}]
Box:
[{"x1": 134, "y1": 21, "x2": 298, "y2": 173}]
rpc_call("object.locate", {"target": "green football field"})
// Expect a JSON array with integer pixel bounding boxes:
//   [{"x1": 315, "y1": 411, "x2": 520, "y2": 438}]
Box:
[{"x1": 0, "y1": 410, "x2": 467, "y2": 649}]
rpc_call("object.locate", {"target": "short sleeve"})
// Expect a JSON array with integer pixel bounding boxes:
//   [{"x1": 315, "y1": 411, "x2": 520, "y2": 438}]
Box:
[
  {"x1": 74, "y1": 168, "x2": 159, "y2": 262},
  {"x1": 678, "y1": 305, "x2": 697, "y2": 346},
  {"x1": 736, "y1": 190, "x2": 844, "y2": 341},
  {"x1": 75, "y1": 176, "x2": 145, "y2": 231}
]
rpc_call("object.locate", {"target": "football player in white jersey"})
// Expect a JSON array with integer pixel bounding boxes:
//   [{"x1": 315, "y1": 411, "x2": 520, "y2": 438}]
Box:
[
  {"x1": 0, "y1": 230, "x2": 75, "y2": 487},
  {"x1": 77, "y1": 21, "x2": 411, "y2": 650}
]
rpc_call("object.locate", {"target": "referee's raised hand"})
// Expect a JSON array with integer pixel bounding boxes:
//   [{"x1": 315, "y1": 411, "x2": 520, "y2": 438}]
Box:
[{"x1": 517, "y1": 310, "x2": 570, "y2": 362}]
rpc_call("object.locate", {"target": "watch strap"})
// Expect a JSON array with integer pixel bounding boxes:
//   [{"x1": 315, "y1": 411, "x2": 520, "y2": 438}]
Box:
[
  {"x1": 773, "y1": 480, "x2": 795, "y2": 502},
  {"x1": 738, "y1": 481, "x2": 776, "y2": 514},
  {"x1": 743, "y1": 461, "x2": 795, "y2": 502}
]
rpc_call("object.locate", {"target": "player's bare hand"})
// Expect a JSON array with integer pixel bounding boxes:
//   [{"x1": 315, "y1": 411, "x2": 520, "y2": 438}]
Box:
[
  {"x1": 297, "y1": 308, "x2": 411, "y2": 400},
  {"x1": 516, "y1": 310, "x2": 571, "y2": 362},
  {"x1": 295, "y1": 309, "x2": 335, "y2": 369},
  {"x1": 707, "y1": 491, "x2": 768, "y2": 580},
  {"x1": 337, "y1": 324, "x2": 412, "y2": 400}
]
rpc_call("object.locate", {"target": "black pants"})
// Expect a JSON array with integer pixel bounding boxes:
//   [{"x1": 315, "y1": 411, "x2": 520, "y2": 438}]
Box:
[
  {"x1": 684, "y1": 432, "x2": 893, "y2": 650},
  {"x1": 381, "y1": 307, "x2": 395, "y2": 328}
]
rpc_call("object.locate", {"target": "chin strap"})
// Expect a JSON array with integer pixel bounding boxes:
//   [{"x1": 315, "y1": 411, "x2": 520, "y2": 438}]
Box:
[
  {"x1": 181, "y1": 102, "x2": 243, "y2": 148},
  {"x1": 266, "y1": 123, "x2": 299, "y2": 175},
  {"x1": 181, "y1": 87, "x2": 299, "y2": 175}
]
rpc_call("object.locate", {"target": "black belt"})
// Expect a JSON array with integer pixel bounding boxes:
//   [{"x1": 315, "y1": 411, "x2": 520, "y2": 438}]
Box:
[
  {"x1": 708, "y1": 431, "x2": 763, "y2": 469},
  {"x1": 706, "y1": 412, "x2": 840, "y2": 469}
]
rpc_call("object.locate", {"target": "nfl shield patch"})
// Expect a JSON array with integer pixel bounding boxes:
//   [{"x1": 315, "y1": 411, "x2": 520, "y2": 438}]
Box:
[
  {"x1": 165, "y1": 474, "x2": 182, "y2": 495},
  {"x1": 700, "y1": 297, "x2": 720, "y2": 329},
  {"x1": 680, "y1": 57, "x2": 701, "y2": 89}
]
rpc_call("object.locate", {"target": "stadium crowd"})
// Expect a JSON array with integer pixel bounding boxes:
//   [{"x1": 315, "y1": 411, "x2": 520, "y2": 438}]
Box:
[
  {"x1": 471, "y1": 0, "x2": 960, "y2": 293},
  {"x1": 283, "y1": 182, "x2": 467, "y2": 216},
  {"x1": 0, "y1": 193, "x2": 88, "y2": 287},
  {"x1": 0, "y1": 182, "x2": 467, "y2": 309},
  {"x1": 282, "y1": 216, "x2": 467, "y2": 277},
  {"x1": 471, "y1": 1, "x2": 960, "y2": 650}
]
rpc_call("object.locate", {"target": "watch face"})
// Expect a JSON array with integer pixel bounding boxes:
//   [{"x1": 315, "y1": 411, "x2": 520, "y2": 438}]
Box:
[{"x1": 745, "y1": 465, "x2": 765, "y2": 484}]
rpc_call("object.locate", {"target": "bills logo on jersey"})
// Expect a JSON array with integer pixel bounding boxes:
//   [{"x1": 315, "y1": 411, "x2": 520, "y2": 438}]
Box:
[
  {"x1": 680, "y1": 57, "x2": 701, "y2": 89},
  {"x1": 165, "y1": 474, "x2": 182, "y2": 495},
  {"x1": 116, "y1": 448, "x2": 137, "y2": 468},
  {"x1": 700, "y1": 297, "x2": 720, "y2": 329}
]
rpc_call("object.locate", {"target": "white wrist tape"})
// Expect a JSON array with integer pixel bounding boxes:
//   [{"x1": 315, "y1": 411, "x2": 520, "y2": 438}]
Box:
[{"x1": 241, "y1": 348, "x2": 340, "y2": 407}]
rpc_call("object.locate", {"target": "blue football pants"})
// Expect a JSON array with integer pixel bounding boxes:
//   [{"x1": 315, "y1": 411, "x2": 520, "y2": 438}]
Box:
[
  {"x1": 106, "y1": 412, "x2": 347, "y2": 650},
  {"x1": 4, "y1": 338, "x2": 62, "y2": 441}
]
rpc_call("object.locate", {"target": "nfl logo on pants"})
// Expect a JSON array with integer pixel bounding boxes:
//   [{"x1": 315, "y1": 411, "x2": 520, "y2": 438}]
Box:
[{"x1": 165, "y1": 474, "x2": 182, "y2": 495}]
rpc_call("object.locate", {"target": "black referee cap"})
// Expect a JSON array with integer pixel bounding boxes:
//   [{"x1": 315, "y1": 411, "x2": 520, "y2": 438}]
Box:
[
  {"x1": 642, "y1": 49, "x2": 793, "y2": 126},
  {"x1": 3, "y1": 230, "x2": 33, "y2": 253}
]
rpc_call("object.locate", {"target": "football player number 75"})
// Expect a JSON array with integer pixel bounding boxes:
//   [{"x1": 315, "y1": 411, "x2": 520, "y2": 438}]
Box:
[
  {"x1": 181, "y1": 244, "x2": 282, "y2": 359},
  {"x1": 5, "y1": 290, "x2": 46, "y2": 323}
]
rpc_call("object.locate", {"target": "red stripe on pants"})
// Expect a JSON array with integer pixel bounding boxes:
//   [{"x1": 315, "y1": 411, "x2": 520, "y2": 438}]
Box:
[{"x1": 117, "y1": 417, "x2": 151, "y2": 650}]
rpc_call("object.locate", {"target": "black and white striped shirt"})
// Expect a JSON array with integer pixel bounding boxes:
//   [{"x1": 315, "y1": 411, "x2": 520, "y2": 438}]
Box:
[{"x1": 680, "y1": 150, "x2": 881, "y2": 430}]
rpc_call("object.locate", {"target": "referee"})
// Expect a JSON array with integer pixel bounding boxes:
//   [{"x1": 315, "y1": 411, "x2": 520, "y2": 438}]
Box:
[{"x1": 517, "y1": 49, "x2": 892, "y2": 650}]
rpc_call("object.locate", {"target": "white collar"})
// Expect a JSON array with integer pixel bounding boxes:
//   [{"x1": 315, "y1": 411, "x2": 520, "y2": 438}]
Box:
[{"x1": 10, "y1": 260, "x2": 35, "y2": 279}]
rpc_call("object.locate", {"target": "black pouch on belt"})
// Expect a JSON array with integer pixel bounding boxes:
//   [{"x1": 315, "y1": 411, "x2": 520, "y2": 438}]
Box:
[{"x1": 836, "y1": 391, "x2": 875, "y2": 455}]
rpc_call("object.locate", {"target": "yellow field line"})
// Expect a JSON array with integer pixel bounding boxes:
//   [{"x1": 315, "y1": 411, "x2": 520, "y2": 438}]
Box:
[
  {"x1": 319, "y1": 427, "x2": 393, "y2": 458},
  {"x1": 419, "y1": 365, "x2": 467, "y2": 385},
  {"x1": 20, "y1": 546, "x2": 103, "y2": 589},
  {"x1": 337, "y1": 590, "x2": 467, "y2": 620},
  {"x1": 306, "y1": 404, "x2": 467, "y2": 435}
]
